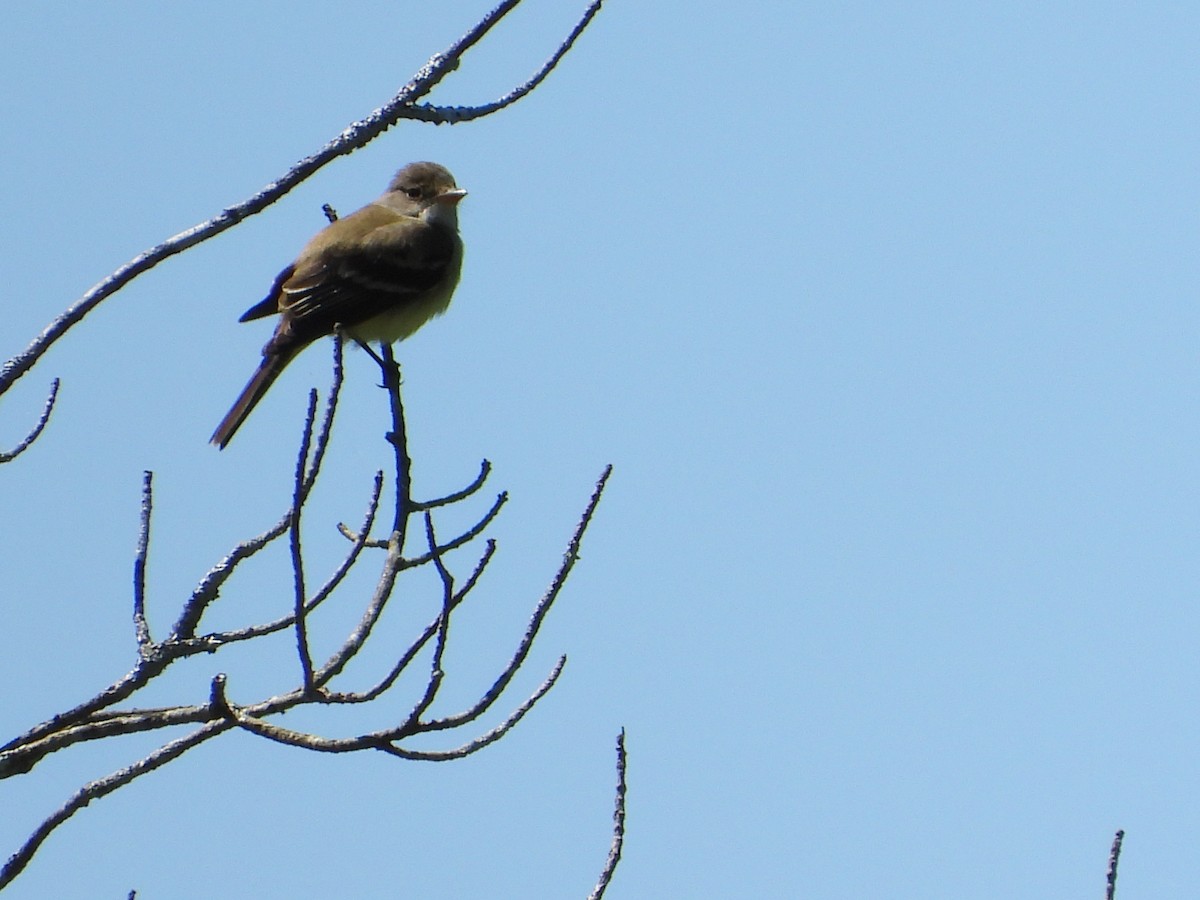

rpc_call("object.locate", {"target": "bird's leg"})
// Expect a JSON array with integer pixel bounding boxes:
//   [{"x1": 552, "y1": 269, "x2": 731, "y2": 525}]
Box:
[
  {"x1": 353, "y1": 336, "x2": 386, "y2": 368},
  {"x1": 353, "y1": 339, "x2": 402, "y2": 389}
]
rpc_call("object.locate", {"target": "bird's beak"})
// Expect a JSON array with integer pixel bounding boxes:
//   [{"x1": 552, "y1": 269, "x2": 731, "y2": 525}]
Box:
[{"x1": 436, "y1": 188, "x2": 468, "y2": 206}]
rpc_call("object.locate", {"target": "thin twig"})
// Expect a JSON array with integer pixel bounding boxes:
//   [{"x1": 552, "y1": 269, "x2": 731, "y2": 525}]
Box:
[
  {"x1": 338, "y1": 489, "x2": 506, "y2": 553},
  {"x1": 0, "y1": 377, "x2": 58, "y2": 463},
  {"x1": 399, "y1": 512, "x2": 456, "y2": 728},
  {"x1": 132, "y1": 471, "x2": 153, "y2": 651},
  {"x1": 0, "y1": 721, "x2": 233, "y2": 889},
  {"x1": 377, "y1": 657, "x2": 565, "y2": 760},
  {"x1": 423, "y1": 466, "x2": 611, "y2": 732},
  {"x1": 398, "y1": 491, "x2": 507, "y2": 565},
  {"x1": 404, "y1": 0, "x2": 604, "y2": 126},
  {"x1": 192, "y1": 472, "x2": 384, "y2": 648},
  {"x1": 412, "y1": 459, "x2": 492, "y2": 510},
  {"x1": 291, "y1": 391, "x2": 320, "y2": 690},
  {"x1": 588, "y1": 729, "x2": 627, "y2": 900},
  {"x1": 1106, "y1": 829, "x2": 1125, "y2": 900},
  {"x1": 300, "y1": 333, "x2": 344, "y2": 499},
  {"x1": 324, "y1": 540, "x2": 498, "y2": 706},
  {"x1": 311, "y1": 535, "x2": 406, "y2": 687},
  {"x1": 171, "y1": 511, "x2": 291, "y2": 641},
  {"x1": 379, "y1": 343, "x2": 412, "y2": 537}
]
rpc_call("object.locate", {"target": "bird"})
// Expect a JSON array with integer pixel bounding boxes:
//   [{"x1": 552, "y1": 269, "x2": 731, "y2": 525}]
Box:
[{"x1": 210, "y1": 161, "x2": 466, "y2": 449}]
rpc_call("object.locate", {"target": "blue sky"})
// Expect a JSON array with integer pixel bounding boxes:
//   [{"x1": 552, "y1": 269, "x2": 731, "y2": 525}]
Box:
[{"x1": 2, "y1": 2, "x2": 1198, "y2": 897}]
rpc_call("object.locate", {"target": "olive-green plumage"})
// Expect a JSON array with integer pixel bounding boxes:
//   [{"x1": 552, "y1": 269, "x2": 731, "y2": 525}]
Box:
[{"x1": 211, "y1": 162, "x2": 465, "y2": 448}]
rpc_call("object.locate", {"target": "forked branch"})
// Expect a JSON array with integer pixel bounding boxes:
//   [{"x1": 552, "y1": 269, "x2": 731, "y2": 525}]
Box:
[
  {"x1": 1, "y1": 2, "x2": 612, "y2": 890},
  {"x1": 2, "y1": 344, "x2": 612, "y2": 889}
]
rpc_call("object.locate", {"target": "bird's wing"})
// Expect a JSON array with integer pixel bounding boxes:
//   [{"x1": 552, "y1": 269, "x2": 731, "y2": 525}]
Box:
[
  {"x1": 237, "y1": 204, "x2": 457, "y2": 328},
  {"x1": 278, "y1": 210, "x2": 455, "y2": 343},
  {"x1": 239, "y1": 265, "x2": 295, "y2": 322}
]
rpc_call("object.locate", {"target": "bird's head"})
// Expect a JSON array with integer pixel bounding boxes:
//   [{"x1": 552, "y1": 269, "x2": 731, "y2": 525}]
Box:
[{"x1": 386, "y1": 162, "x2": 467, "y2": 228}]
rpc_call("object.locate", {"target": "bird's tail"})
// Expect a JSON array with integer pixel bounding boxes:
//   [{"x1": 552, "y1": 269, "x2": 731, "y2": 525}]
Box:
[{"x1": 210, "y1": 350, "x2": 294, "y2": 449}]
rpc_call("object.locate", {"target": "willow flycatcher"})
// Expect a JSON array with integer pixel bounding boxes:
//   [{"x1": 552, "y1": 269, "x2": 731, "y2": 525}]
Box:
[{"x1": 211, "y1": 161, "x2": 466, "y2": 448}]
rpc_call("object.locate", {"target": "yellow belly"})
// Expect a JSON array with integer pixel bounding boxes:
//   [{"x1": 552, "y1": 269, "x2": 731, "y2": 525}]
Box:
[{"x1": 347, "y1": 245, "x2": 463, "y2": 344}]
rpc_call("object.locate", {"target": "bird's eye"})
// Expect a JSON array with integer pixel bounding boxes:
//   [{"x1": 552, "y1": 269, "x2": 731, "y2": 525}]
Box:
[{"x1": 404, "y1": 187, "x2": 422, "y2": 199}]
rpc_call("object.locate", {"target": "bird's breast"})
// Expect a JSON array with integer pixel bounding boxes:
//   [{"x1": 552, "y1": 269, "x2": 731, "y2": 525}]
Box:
[{"x1": 346, "y1": 240, "x2": 463, "y2": 344}]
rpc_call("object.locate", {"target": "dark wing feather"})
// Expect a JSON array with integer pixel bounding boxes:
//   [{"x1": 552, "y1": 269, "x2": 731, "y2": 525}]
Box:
[
  {"x1": 274, "y1": 215, "x2": 455, "y2": 345},
  {"x1": 239, "y1": 265, "x2": 295, "y2": 322}
]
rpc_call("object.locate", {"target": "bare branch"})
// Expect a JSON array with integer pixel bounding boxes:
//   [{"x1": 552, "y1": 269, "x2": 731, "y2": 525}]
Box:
[
  {"x1": 300, "y1": 332, "x2": 345, "y2": 498},
  {"x1": 172, "y1": 512, "x2": 290, "y2": 641},
  {"x1": 423, "y1": 466, "x2": 612, "y2": 732},
  {"x1": 203, "y1": 471, "x2": 384, "y2": 648},
  {"x1": 588, "y1": 729, "x2": 627, "y2": 900},
  {"x1": 132, "y1": 471, "x2": 153, "y2": 651},
  {"x1": 398, "y1": 511, "x2": 457, "y2": 728},
  {"x1": 0, "y1": 721, "x2": 233, "y2": 890},
  {"x1": 378, "y1": 656, "x2": 566, "y2": 761},
  {"x1": 4, "y1": 442, "x2": 611, "y2": 883},
  {"x1": 0, "y1": 377, "x2": 58, "y2": 463},
  {"x1": 339, "y1": 488, "x2": 506, "y2": 554},
  {"x1": 176, "y1": 341, "x2": 353, "y2": 647},
  {"x1": 2, "y1": 705, "x2": 216, "y2": 781},
  {"x1": 414, "y1": 459, "x2": 492, "y2": 510},
  {"x1": 1, "y1": 5, "x2": 612, "y2": 888},
  {"x1": 324, "y1": 539, "x2": 498, "y2": 706},
  {"x1": 1106, "y1": 829, "x2": 1125, "y2": 900},
  {"x1": 0, "y1": 391, "x2": 378, "y2": 774},
  {"x1": 311, "y1": 535, "x2": 407, "y2": 687},
  {"x1": 379, "y1": 344, "x2": 412, "y2": 536},
  {"x1": 290, "y1": 390, "x2": 320, "y2": 690},
  {"x1": 398, "y1": 491, "x2": 508, "y2": 565},
  {"x1": 405, "y1": 0, "x2": 604, "y2": 126}
]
